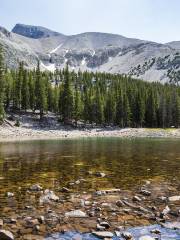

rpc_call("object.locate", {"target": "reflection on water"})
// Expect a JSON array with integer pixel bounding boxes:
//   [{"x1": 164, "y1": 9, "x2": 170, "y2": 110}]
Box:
[{"x1": 0, "y1": 138, "x2": 180, "y2": 207}]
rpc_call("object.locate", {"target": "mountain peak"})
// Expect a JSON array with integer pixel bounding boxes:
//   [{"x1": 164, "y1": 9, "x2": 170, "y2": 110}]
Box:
[
  {"x1": 0, "y1": 26, "x2": 11, "y2": 37},
  {"x1": 12, "y1": 23, "x2": 63, "y2": 39}
]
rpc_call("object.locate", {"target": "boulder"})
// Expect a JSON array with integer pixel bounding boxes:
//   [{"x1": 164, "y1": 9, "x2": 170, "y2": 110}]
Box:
[
  {"x1": 39, "y1": 189, "x2": 59, "y2": 204},
  {"x1": 139, "y1": 236, "x2": 155, "y2": 240},
  {"x1": 92, "y1": 231, "x2": 113, "y2": 238},
  {"x1": 168, "y1": 196, "x2": 180, "y2": 202},
  {"x1": 30, "y1": 184, "x2": 42, "y2": 191},
  {"x1": 0, "y1": 219, "x2": 3, "y2": 228},
  {"x1": 161, "y1": 221, "x2": 180, "y2": 230},
  {"x1": 121, "y1": 231, "x2": 133, "y2": 239},
  {"x1": 65, "y1": 210, "x2": 87, "y2": 218},
  {"x1": 0, "y1": 230, "x2": 14, "y2": 240},
  {"x1": 7, "y1": 192, "x2": 14, "y2": 198}
]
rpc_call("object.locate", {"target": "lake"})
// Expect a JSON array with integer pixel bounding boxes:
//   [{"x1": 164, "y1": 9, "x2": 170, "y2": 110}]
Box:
[{"x1": 0, "y1": 137, "x2": 180, "y2": 208}]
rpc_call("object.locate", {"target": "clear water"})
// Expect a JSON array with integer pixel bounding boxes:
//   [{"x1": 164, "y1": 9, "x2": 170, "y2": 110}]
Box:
[
  {"x1": 0, "y1": 138, "x2": 180, "y2": 209},
  {"x1": 46, "y1": 224, "x2": 180, "y2": 239}
]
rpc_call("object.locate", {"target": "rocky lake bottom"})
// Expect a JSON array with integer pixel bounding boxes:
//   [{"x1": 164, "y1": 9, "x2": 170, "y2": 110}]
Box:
[{"x1": 0, "y1": 138, "x2": 179, "y2": 239}]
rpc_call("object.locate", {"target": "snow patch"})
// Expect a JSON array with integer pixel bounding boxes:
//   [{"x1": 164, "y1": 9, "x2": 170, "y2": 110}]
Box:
[
  {"x1": 50, "y1": 43, "x2": 63, "y2": 54},
  {"x1": 40, "y1": 61, "x2": 56, "y2": 72},
  {"x1": 81, "y1": 57, "x2": 86, "y2": 66}
]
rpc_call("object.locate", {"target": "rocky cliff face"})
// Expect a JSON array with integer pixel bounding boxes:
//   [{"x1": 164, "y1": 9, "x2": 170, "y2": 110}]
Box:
[
  {"x1": 0, "y1": 23, "x2": 180, "y2": 83},
  {"x1": 12, "y1": 24, "x2": 63, "y2": 39}
]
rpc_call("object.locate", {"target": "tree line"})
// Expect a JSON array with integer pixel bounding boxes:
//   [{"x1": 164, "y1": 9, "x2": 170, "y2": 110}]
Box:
[{"x1": 0, "y1": 45, "x2": 180, "y2": 128}]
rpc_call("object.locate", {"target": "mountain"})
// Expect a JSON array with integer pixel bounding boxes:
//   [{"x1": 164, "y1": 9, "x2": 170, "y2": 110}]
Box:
[
  {"x1": 12, "y1": 23, "x2": 63, "y2": 39},
  {"x1": 0, "y1": 23, "x2": 180, "y2": 83}
]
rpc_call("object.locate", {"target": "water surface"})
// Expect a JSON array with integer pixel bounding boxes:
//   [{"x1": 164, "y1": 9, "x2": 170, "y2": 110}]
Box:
[{"x1": 0, "y1": 138, "x2": 180, "y2": 208}]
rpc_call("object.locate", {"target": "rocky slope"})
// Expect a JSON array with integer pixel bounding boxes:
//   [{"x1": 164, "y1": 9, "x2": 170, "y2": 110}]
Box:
[{"x1": 0, "y1": 23, "x2": 180, "y2": 83}]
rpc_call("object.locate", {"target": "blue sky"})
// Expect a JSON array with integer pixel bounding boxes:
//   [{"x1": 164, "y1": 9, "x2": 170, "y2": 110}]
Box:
[{"x1": 1, "y1": 0, "x2": 180, "y2": 43}]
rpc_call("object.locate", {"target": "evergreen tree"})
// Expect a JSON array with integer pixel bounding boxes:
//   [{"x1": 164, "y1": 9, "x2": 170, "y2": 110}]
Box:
[
  {"x1": 21, "y1": 69, "x2": 29, "y2": 111},
  {"x1": 0, "y1": 45, "x2": 5, "y2": 121},
  {"x1": 59, "y1": 65, "x2": 74, "y2": 124}
]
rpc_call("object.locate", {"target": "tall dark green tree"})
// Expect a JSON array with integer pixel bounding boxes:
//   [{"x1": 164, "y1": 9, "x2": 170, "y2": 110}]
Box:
[
  {"x1": 59, "y1": 65, "x2": 74, "y2": 124},
  {"x1": 0, "y1": 45, "x2": 5, "y2": 121}
]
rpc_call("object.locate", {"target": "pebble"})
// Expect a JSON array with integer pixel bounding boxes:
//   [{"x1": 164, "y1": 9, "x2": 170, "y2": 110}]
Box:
[
  {"x1": 96, "y1": 224, "x2": 106, "y2": 231},
  {"x1": 61, "y1": 187, "x2": 70, "y2": 193},
  {"x1": 133, "y1": 196, "x2": 142, "y2": 202},
  {"x1": 150, "y1": 229, "x2": 161, "y2": 234},
  {"x1": 96, "y1": 172, "x2": 106, "y2": 177},
  {"x1": 140, "y1": 189, "x2": 151, "y2": 196},
  {"x1": 116, "y1": 200, "x2": 125, "y2": 207},
  {"x1": 99, "y1": 221, "x2": 110, "y2": 229}
]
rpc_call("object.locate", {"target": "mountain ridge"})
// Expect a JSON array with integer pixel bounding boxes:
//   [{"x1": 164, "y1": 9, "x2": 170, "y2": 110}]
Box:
[{"x1": 0, "y1": 23, "x2": 180, "y2": 83}]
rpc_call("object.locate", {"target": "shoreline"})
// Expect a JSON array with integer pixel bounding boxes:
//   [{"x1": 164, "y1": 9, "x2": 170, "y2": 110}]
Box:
[{"x1": 0, "y1": 126, "x2": 180, "y2": 143}]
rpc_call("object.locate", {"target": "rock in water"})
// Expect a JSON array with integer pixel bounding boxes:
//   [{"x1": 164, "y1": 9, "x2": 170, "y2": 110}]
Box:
[
  {"x1": 161, "y1": 221, "x2": 180, "y2": 230},
  {"x1": 65, "y1": 210, "x2": 87, "y2": 218},
  {"x1": 168, "y1": 195, "x2": 180, "y2": 202},
  {"x1": 0, "y1": 230, "x2": 14, "y2": 240},
  {"x1": 30, "y1": 184, "x2": 43, "y2": 191},
  {"x1": 162, "y1": 205, "x2": 170, "y2": 216},
  {"x1": 7, "y1": 192, "x2": 14, "y2": 198},
  {"x1": 0, "y1": 219, "x2": 3, "y2": 228},
  {"x1": 92, "y1": 231, "x2": 113, "y2": 238},
  {"x1": 139, "y1": 236, "x2": 155, "y2": 240},
  {"x1": 39, "y1": 189, "x2": 59, "y2": 204},
  {"x1": 121, "y1": 231, "x2": 133, "y2": 239}
]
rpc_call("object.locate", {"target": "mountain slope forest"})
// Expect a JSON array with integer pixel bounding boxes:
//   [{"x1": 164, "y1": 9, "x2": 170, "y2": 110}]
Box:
[{"x1": 0, "y1": 45, "x2": 180, "y2": 128}]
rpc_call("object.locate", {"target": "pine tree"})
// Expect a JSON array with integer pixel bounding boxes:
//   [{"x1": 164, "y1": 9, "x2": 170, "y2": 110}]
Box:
[
  {"x1": 35, "y1": 61, "x2": 47, "y2": 119},
  {"x1": 0, "y1": 45, "x2": 5, "y2": 121},
  {"x1": 14, "y1": 62, "x2": 23, "y2": 110},
  {"x1": 74, "y1": 75, "x2": 82, "y2": 126},
  {"x1": 59, "y1": 65, "x2": 74, "y2": 124},
  {"x1": 21, "y1": 69, "x2": 30, "y2": 111},
  {"x1": 28, "y1": 73, "x2": 35, "y2": 111}
]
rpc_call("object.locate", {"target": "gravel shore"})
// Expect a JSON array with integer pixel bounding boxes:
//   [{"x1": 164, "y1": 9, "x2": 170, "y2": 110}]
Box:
[{"x1": 0, "y1": 125, "x2": 180, "y2": 142}]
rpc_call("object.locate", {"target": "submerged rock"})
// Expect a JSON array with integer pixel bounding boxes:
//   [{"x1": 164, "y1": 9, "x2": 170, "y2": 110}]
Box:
[
  {"x1": 65, "y1": 210, "x2": 87, "y2": 218},
  {"x1": 161, "y1": 221, "x2": 180, "y2": 230},
  {"x1": 7, "y1": 192, "x2": 14, "y2": 198},
  {"x1": 0, "y1": 219, "x2": 3, "y2": 228},
  {"x1": 61, "y1": 187, "x2": 70, "y2": 193},
  {"x1": 121, "y1": 231, "x2": 133, "y2": 239},
  {"x1": 140, "y1": 189, "x2": 151, "y2": 196},
  {"x1": 139, "y1": 236, "x2": 155, "y2": 240},
  {"x1": 168, "y1": 195, "x2": 180, "y2": 202},
  {"x1": 162, "y1": 206, "x2": 170, "y2": 216},
  {"x1": 0, "y1": 230, "x2": 14, "y2": 240},
  {"x1": 30, "y1": 184, "x2": 43, "y2": 191},
  {"x1": 92, "y1": 231, "x2": 113, "y2": 238},
  {"x1": 40, "y1": 190, "x2": 59, "y2": 204},
  {"x1": 96, "y1": 172, "x2": 106, "y2": 177}
]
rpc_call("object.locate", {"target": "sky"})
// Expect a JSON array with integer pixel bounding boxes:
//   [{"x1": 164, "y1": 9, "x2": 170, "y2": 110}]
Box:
[{"x1": 1, "y1": 0, "x2": 180, "y2": 43}]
